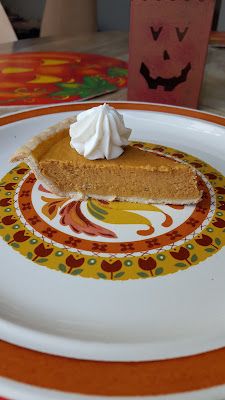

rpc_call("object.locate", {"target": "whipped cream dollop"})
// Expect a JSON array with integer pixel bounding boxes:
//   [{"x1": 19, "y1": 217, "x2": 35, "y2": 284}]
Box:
[{"x1": 69, "y1": 103, "x2": 131, "y2": 160}]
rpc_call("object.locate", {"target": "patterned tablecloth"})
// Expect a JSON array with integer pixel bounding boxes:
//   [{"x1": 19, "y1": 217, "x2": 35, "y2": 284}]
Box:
[{"x1": 0, "y1": 51, "x2": 127, "y2": 106}]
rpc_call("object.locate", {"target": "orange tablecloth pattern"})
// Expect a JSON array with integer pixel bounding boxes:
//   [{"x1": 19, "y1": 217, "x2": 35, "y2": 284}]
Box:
[{"x1": 0, "y1": 52, "x2": 128, "y2": 105}]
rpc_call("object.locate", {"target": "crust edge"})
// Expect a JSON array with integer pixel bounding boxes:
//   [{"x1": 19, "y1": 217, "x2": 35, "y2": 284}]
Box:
[{"x1": 10, "y1": 116, "x2": 76, "y2": 162}]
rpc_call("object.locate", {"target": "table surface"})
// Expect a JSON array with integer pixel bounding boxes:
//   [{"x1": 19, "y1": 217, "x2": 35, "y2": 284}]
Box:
[{"x1": 0, "y1": 31, "x2": 224, "y2": 117}]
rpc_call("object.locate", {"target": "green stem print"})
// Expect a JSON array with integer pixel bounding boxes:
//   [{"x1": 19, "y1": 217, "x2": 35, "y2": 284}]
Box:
[{"x1": 52, "y1": 76, "x2": 117, "y2": 99}]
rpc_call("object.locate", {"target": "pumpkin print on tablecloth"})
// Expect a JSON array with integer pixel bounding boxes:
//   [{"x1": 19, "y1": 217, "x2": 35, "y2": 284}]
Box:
[{"x1": 0, "y1": 52, "x2": 127, "y2": 106}]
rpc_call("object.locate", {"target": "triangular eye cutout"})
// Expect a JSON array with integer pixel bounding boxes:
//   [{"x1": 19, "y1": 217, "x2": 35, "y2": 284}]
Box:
[
  {"x1": 176, "y1": 27, "x2": 189, "y2": 42},
  {"x1": 150, "y1": 26, "x2": 163, "y2": 41}
]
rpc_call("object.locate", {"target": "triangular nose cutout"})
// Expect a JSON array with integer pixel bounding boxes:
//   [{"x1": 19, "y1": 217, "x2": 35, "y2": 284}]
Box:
[{"x1": 163, "y1": 50, "x2": 170, "y2": 60}]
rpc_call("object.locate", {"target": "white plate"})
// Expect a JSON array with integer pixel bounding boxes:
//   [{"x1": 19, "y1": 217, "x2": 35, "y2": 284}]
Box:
[{"x1": 0, "y1": 102, "x2": 225, "y2": 362}]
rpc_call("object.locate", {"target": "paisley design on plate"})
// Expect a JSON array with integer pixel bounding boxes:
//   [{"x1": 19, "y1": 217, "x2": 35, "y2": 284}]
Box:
[{"x1": 0, "y1": 143, "x2": 224, "y2": 280}]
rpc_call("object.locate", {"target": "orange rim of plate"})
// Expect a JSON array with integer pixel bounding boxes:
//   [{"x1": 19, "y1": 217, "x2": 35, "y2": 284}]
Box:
[{"x1": 1, "y1": 102, "x2": 225, "y2": 397}]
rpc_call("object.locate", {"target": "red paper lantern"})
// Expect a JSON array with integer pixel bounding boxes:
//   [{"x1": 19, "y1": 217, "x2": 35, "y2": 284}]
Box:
[{"x1": 128, "y1": 0, "x2": 215, "y2": 108}]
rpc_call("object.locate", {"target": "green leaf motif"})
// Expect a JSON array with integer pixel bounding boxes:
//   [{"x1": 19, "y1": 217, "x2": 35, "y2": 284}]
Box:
[
  {"x1": 36, "y1": 258, "x2": 48, "y2": 263},
  {"x1": 205, "y1": 248, "x2": 215, "y2": 253},
  {"x1": 87, "y1": 199, "x2": 107, "y2": 220},
  {"x1": 0, "y1": 224, "x2": 4, "y2": 229},
  {"x1": 27, "y1": 252, "x2": 33, "y2": 259},
  {"x1": 52, "y1": 76, "x2": 116, "y2": 99},
  {"x1": 215, "y1": 237, "x2": 221, "y2": 246},
  {"x1": 87, "y1": 203, "x2": 105, "y2": 220},
  {"x1": 137, "y1": 272, "x2": 148, "y2": 278},
  {"x1": 191, "y1": 254, "x2": 198, "y2": 263},
  {"x1": 108, "y1": 67, "x2": 128, "y2": 77},
  {"x1": 71, "y1": 268, "x2": 83, "y2": 275},
  {"x1": 155, "y1": 267, "x2": 164, "y2": 275},
  {"x1": 175, "y1": 262, "x2": 187, "y2": 268},
  {"x1": 11, "y1": 242, "x2": 20, "y2": 248},
  {"x1": 4, "y1": 234, "x2": 10, "y2": 242},
  {"x1": 97, "y1": 272, "x2": 107, "y2": 279},
  {"x1": 58, "y1": 263, "x2": 67, "y2": 272},
  {"x1": 114, "y1": 271, "x2": 125, "y2": 279}
]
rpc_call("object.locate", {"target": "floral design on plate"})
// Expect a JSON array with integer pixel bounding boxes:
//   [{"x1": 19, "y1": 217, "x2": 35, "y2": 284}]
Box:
[{"x1": 0, "y1": 143, "x2": 224, "y2": 280}]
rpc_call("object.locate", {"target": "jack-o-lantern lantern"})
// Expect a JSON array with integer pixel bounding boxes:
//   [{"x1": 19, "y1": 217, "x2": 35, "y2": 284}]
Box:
[{"x1": 128, "y1": 0, "x2": 215, "y2": 108}]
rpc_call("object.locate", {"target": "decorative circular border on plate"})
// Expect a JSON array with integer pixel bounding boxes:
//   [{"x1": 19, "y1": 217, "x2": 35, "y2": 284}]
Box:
[{"x1": 0, "y1": 143, "x2": 224, "y2": 280}]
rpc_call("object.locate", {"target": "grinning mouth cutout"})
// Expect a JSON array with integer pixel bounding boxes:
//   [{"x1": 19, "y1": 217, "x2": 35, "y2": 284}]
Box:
[{"x1": 140, "y1": 61, "x2": 192, "y2": 91}]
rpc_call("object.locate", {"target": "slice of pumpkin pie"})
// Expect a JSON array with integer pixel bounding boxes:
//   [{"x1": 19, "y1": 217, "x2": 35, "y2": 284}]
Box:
[{"x1": 11, "y1": 104, "x2": 201, "y2": 204}]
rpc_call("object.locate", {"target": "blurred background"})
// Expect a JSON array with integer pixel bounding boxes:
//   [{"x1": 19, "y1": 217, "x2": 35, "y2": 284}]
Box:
[{"x1": 1, "y1": 0, "x2": 224, "y2": 40}]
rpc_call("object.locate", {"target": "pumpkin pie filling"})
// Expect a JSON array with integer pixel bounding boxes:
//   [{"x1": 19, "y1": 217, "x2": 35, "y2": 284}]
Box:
[
  {"x1": 30, "y1": 128, "x2": 200, "y2": 203},
  {"x1": 11, "y1": 106, "x2": 201, "y2": 204}
]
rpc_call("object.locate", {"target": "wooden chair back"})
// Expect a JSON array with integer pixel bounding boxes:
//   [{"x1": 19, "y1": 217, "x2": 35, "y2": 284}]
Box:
[
  {"x1": 0, "y1": 2, "x2": 17, "y2": 43},
  {"x1": 40, "y1": 0, "x2": 97, "y2": 38}
]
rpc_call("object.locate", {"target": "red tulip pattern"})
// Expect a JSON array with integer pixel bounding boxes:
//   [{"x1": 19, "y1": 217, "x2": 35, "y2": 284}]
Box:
[
  {"x1": 170, "y1": 247, "x2": 191, "y2": 266},
  {"x1": 212, "y1": 218, "x2": 225, "y2": 229},
  {"x1": 172, "y1": 152, "x2": 184, "y2": 159},
  {"x1": 8, "y1": 230, "x2": 30, "y2": 245},
  {"x1": 138, "y1": 256, "x2": 157, "y2": 276},
  {"x1": 0, "y1": 198, "x2": 11, "y2": 207},
  {"x1": 33, "y1": 243, "x2": 53, "y2": 261},
  {"x1": 101, "y1": 260, "x2": 122, "y2": 279},
  {"x1": 1, "y1": 215, "x2": 17, "y2": 225},
  {"x1": 16, "y1": 168, "x2": 29, "y2": 175},
  {"x1": 152, "y1": 146, "x2": 165, "y2": 152},
  {"x1": 195, "y1": 234, "x2": 219, "y2": 250},
  {"x1": 65, "y1": 255, "x2": 84, "y2": 274},
  {"x1": 215, "y1": 187, "x2": 225, "y2": 195},
  {"x1": 195, "y1": 234, "x2": 215, "y2": 247},
  {"x1": 190, "y1": 162, "x2": 203, "y2": 168},
  {"x1": 205, "y1": 173, "x2": 217, "y2": 180},
  {"x1": 0, "y1": 182, "x2": 16, "y2": 190}
]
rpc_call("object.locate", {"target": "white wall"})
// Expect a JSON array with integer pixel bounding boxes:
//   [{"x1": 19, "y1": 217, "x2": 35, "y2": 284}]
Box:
[
  {"x1": 97, "y1": 0, "x2": 130, "y2": 31},
  {"x1": 217, "y1": 0, "x2": 225, "y2": 30}
]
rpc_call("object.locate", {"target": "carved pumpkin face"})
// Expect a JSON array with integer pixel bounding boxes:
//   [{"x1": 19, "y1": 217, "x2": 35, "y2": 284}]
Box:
[
  {"x1": 140, "y1": 25, "x2": 192, "y2": 92},
  {"x1": 128, "y1": 0, "x2": 215, "y2": 107}
]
